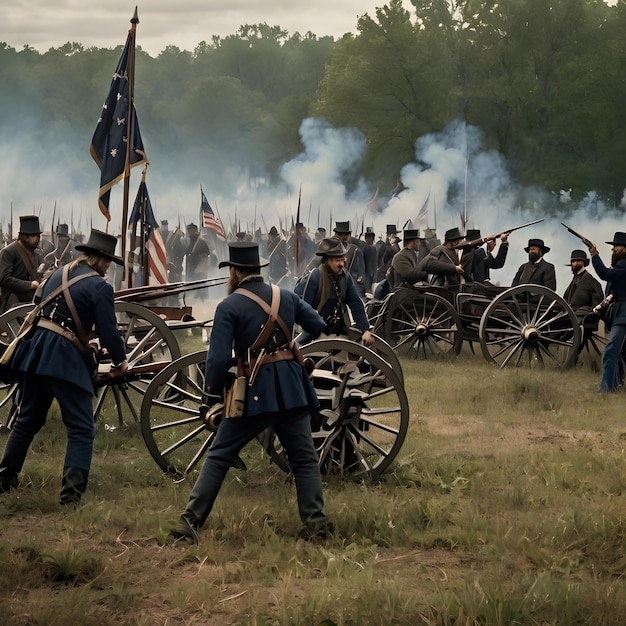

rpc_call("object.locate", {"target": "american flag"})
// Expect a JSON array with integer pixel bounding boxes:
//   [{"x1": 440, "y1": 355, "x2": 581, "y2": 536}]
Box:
[
  {"x1": 201, "y1": 189, "x2": 225, "y2": 239},
  {"x1": 89, "y1": 29, "x2": 147, "y2": 221},
  {"x1": 129, "y1": 179, "x2": 167, "y2": 285}
]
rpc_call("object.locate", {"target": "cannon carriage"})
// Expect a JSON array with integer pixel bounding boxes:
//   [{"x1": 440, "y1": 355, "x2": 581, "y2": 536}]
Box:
[
  {"x1": 0, "y1": 279, "x2": 409, "y2": 483},
  {"x1": 369, "y1": 281, "x2": 607, "y2": 370}
]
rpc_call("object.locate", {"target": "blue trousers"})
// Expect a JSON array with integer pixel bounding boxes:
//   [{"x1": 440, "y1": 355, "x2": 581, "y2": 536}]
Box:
[
  {"x1": 0, "y1": 374, "x2": 95, "y2": 476},
  {"x1": 182, "y1": 408, "x2": 326, "y2": 528},
  {"x1": 600, "y1": 323, "x2": 626, "y2": 392}
]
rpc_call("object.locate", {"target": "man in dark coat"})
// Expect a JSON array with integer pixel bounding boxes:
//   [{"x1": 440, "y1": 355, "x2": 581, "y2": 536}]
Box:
[
  {"x1": 587, "y1": 232, "x2": 626, "y2": 392},
  {"x1": 422, "y1": 227, "x2": 466, "y2": 288},
  {"x1": 512, "y1": 238, "x2": 556, "y2": 291},
  {"x1": 389, "y1": 229, "x2": 428, "y2": 289},
  {"x1": 161, "y1": 220, "x2": 186, "y2": 282},
  {"x1": 295, "y1": 238, "x2": 374, "y2": 346},
  {"x1": 185, "y1": 223, "x2": 210, "y2": 282},
  {"x1": 362, "y1": 227, "x2": 377, "y2": 294},
  {"x1": 563, "y1": 249, "x2": 603, "y2": 318},
  {"x1": 459, "y1": 228, "x2": 509, "y2": 283},
  {"x1": 171, "y1": 242, "x2": 330, "y2": 543},
  {"x1": 375, "y1": 224, "x2": 400, "y2": 282},
  {"x1": 0, "y1": 229, "x2": 128, "y2": 503},
  {"x1": 265, "y1": 226, "x2": 288, "y2": 285},
  {"x1": 0, "y1": 215, "x2": 44, "y2": 314},
  {"x1": 333, "y1": 221, "x2": 366, "y2": 297}
]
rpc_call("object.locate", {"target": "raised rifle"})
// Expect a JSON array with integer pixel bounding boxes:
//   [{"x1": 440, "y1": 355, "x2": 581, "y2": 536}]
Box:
[
  {"x1": 455, "y1": 218, "x2": 545, "y2": 249},
  {"x1": 560, "y1": 222, "x2": 593, "y2": 247}
]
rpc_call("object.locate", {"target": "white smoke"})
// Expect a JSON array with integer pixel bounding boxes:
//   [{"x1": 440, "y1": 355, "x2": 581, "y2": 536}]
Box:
[{"x1": 1, "y1": 114, "x2": 624, "y2": 294}]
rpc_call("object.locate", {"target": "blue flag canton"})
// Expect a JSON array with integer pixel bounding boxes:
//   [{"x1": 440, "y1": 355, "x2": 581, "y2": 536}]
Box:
[
  {"x1": 90, "y1": 32, "x2": 147, "y2": 218},
  {"x1": 129, "y1": 181, "x2": 158, "y2": 237}
]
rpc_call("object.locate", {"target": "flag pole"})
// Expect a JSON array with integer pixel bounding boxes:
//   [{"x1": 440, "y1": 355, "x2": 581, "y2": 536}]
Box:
[{"x1": 122, "y1": 7, "x2": 139, "y2": 288}]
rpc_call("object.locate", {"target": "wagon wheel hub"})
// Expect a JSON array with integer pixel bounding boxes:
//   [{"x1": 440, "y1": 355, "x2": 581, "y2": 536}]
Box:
[
  {"x1": 415, "y1": 323, "x2": 429, "y2": 337},
  {"x1": 523, "y1": 326, "x2": 540, "y2": 343}
]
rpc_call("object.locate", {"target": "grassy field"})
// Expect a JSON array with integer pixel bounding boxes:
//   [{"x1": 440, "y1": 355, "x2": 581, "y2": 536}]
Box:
[{"x1": 1, "y1": 344, "x2": 626, "y2": 625}]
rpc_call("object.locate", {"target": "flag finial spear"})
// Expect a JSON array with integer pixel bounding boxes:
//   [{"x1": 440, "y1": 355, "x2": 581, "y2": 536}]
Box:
[{"x1": 132, "y1": 7, "x2": 139, "y2": 24}]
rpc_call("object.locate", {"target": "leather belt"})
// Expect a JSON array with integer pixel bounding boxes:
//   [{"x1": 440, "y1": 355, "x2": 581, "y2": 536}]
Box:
[
  {"x1": 241, "y1": 349, "x2": 295, "y2": 377},
  {"x1": 37, "y1": 318, "x2": 85, "y2": 353}
]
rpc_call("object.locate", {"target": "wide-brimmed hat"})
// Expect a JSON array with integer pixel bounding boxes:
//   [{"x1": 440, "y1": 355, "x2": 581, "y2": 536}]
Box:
[
  {"x1": 403, "y1": 229, "x2": 421, "y2": 242},
  {"x1": 524, "y1": 238, "x2": 550, "y2": 254},
  {"x1": 566, "y1": 249, "x2": 590, "y2": 266},
  {"x1": 218, "y1": 242, "x2": 268, "y2": 269},
  {"x1": 56, "y1": 223, "x2": 69, "y2": 237},
  {"x1": 605, "y1": 232, "x2": 626, "y2": 246},
  {"x1": 316, "y1": 237, "x2": 347, "y2": 257},
  {"x1": 444, "y1": 227, "x2": 464, "y2": 242},
  {"x1": 333, "y1": 221, "x2": 352, "y2": 234},
  {"x1": 19, "y1": 215, "x2": 42, "y2": 235},
  {"x1": 466, "y1": 229, "x2": 481, "y2": 240},
  {"x1": 386, "y1": 224, "x2": 397, "y2": 235},
  {"x1": 75, "y1": 229, "x2": 124, "y2": 265}
]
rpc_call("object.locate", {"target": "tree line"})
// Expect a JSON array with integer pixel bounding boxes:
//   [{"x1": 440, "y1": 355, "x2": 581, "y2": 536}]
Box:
[{"x1": 1, "y1": 0, "x2": 625, "y2": 212}]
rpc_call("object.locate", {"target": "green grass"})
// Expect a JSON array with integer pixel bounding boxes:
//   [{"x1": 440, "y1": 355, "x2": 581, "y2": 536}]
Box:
[{"x1": 1, "y1": 352, "x2": 626, "y2": 624}]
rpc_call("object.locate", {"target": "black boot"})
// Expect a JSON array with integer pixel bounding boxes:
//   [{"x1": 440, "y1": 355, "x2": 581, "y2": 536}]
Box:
[
  {"x1": 59, "y1": 468, "x2": 89, "y2": 505},
  {"x1": 0, "y1": 467, "x2": 18, "y2": 494}
]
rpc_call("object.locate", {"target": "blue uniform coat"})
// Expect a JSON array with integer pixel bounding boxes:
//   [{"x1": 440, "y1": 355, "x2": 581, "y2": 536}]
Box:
[
  {"x1": 206, "y1": 278, "x2": 325, "y2": 417},
  {"x1": 592, "y1": 255, "x2": 626, "y2": 326},
  {"x1": 11, "y1": 264, "x2": 125, "y2": 394}
]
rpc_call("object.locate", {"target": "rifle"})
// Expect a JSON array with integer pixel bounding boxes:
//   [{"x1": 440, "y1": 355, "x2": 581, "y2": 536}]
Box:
[
  {"x1": 561, "y1": 222, "x2": 593, "y2": 247},
  {"x1": 455, "y1": 218, "x2": 545, "y2": 249}
]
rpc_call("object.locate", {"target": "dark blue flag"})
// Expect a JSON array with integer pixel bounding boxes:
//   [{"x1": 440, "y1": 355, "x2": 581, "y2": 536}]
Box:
[
  {"x1": 128, "y1": 179, "x2": 167, "y2": 285},
  {"x1": 90, "y1": 31, "x2": 147, "y2": 221}
]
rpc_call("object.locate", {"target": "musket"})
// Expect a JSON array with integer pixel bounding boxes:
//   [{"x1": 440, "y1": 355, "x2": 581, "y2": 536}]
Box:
[
  {"x1": 455, "y1": 218, "x2": 545, "y2": 249},
  {"x1": 561, "y1": 222, "x2": 592, "y2": 247}
]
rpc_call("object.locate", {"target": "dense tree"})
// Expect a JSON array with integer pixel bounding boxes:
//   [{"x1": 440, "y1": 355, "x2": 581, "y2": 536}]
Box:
[{"x1": 1, "y1": 2, "x2": 626, "y2": 210}]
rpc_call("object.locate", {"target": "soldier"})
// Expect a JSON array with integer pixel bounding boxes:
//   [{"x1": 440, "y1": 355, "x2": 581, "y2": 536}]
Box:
[
  {"x1": 422, "y1": 227, "x2": 466, "y2": 288},
  {"x1": 43, "y1": 223, "x2": 75, "y2": 273},
  {"x1": 0, "y1": 215, "x2": 44, "y2": 314},
  {"x1": 0, "y1": 229, "x2": 128, "y2": 502},
  {"x1": 170, "y1": 242, "x2": 330, "y2": 543},
  {"x1": 265, "y1": 226, "x2": 288, "y2": 285},
  {"x1": 459, "y1": 228, "x2": 509, "y2": 283},
  {"x1": 375, "y1": 225, "x2": 400, "y2": 282},
  {"x1": 295, "y1": 238, "x2": 374, "y2": 346},
  {"x1": 185, "y1": 223, "x2": 210, "y2": 282},
  {"x1": 586, "y1": 232, "x2": 626, "y2": 392},
  {"x1": 389, "y1": 229, "x2": 428, "y2": 290},
  {"x1": 161, "y1": 220, "x2": 186, "y2": 282},
  {"x1": 512, "y1": 238, "x2": 556, "y2": 291},
  {"x1": 563, "y1": 249, "x2": 602, "y2": 318},
  {"x1": 362, "y1": 227, "x2": 377, "y2": 294},
  {"x1": 287, "y1": 222, "x2": 316, "y2": 277},
  {"x1": 333, "y1": 221, "x2": 366, "y2": 297}
]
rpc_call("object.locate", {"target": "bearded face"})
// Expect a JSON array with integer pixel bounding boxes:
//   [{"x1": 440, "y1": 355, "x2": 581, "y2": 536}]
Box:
[
  {"x1": 611, "y1": 248, "x2": 626, "y2": 267},
  {"x1": 528, "y1": 251, "x2": 541, "y2": 263},
  {"x1": 227, "y1": 268, "x2": 240, "y2": 294}
]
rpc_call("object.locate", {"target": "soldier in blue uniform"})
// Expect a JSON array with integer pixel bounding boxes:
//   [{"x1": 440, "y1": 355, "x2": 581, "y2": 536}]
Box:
[
  {"x1": 0, "y1": 230, "x2": 128, "y2": 503},
  {"x1": 587, "y1": 232, "x2": 626, "y2": 392},
  {"x1": 171, "y1": 242, "x2": 330, "y2": 543}
]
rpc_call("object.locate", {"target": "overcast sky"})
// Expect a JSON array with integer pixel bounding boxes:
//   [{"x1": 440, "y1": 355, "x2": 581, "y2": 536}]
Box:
[{"x1": 2, "y1": 0, "x2": 412, "y2": 56}]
